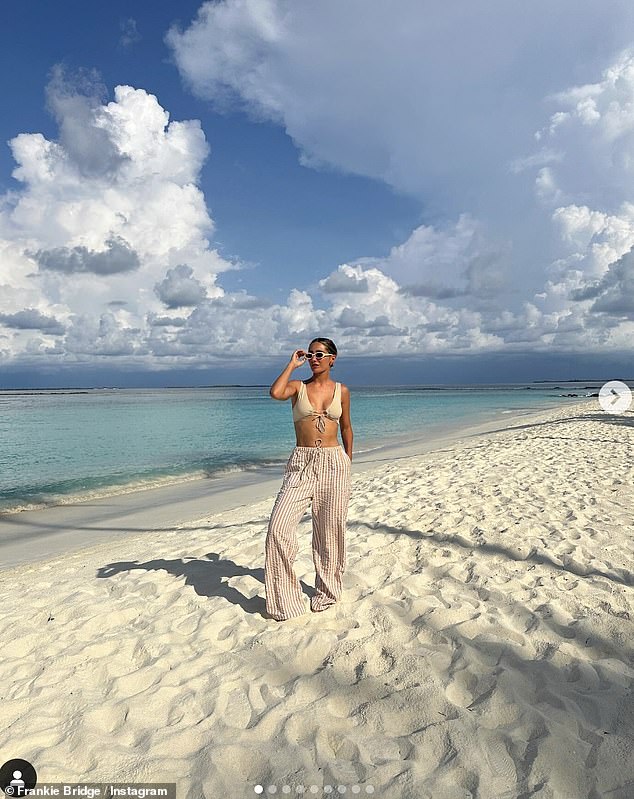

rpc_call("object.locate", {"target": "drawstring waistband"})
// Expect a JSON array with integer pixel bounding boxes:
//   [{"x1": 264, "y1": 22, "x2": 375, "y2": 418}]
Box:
[
  {"x1": 291, "y1": 445, "x2": 344, "y2": 480},
  {"x1": 299, "y1": 446, "x2": 325, "y2": 479}
]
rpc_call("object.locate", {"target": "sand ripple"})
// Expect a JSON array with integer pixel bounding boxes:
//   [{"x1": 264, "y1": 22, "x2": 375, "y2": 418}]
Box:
[{"x1": 1, "y1": 401, "x2": 634, "y2": 798}]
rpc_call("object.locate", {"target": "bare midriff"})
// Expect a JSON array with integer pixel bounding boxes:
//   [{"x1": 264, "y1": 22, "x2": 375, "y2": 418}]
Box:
[{"x1": 293, "y1": 416, "x2": 340, "y2": 448}]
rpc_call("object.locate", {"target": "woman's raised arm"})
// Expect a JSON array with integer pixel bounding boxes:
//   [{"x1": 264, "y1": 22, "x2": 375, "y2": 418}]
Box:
[{"x1": 269, "y1": 350, "x2": 305, "y2": 400}]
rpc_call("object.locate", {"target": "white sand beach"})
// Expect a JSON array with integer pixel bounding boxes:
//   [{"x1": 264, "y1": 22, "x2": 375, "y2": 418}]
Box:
[{"x1": 2, "y1": 399, "x2": 634, "y2": 799}]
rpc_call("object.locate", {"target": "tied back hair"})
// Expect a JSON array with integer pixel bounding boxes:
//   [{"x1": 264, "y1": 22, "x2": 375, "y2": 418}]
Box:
[{"x1": 310, "y1": 337, "x2": 337, "y2": 357}]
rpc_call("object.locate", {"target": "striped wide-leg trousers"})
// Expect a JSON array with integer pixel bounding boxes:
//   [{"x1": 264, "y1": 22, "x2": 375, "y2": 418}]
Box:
[{"x1": 265, "y1": 445, "x2": 352, "y2": 620}]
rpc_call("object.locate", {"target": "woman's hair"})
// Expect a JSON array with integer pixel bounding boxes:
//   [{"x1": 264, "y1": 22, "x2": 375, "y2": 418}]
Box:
[{"x1": 309, "y1": 337, "x2": 337, "y2": 356}]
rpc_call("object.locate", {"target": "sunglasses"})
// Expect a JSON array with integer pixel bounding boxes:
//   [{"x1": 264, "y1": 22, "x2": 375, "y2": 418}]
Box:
[{"x1": 300, "y1": 351, "x2": 333, "y2": 361}]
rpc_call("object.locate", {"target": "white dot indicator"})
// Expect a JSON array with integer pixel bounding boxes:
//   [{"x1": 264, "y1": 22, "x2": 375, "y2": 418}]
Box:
[
  {"x1": 268, "y1": 787, "x2": 277, "y2": 795},
  {"x1": 351, "y1": 788, "x2": 361, "y2": 795},
  {"x1": 366, "y1": 787, "x2": 375, "y2": 795},
  {"x1": 309, "y1": 787, "x2": 319, "y2": 794},
  {"x1": 337, "y1": 788, "x2": 347, "y2": 795},
  {"x1": 324, "y1": 788, "x2": 333, "y2": 794},
  {"x1": 254, "y1": 787, "x2": 264, "y2": 795},
  {"x1": 296, "y1": 787, "x2": 305, "y2": 794},
  {"x1": 282, "y1": 788, "x2": 291, "y2": 795}
]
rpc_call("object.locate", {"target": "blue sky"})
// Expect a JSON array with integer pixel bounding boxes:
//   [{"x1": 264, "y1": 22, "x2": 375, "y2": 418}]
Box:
[{"x1": 1, "y1": 1, "x2": 634, "y2": 387}]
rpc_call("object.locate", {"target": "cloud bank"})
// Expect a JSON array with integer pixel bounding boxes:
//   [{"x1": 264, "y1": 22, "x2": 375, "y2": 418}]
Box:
[
  {"x1": 165, "y1": 0, "x2": 634, "y2": 360},
  {"x1": 4, "y1": 3, "x2": 634, "y2": 376}
]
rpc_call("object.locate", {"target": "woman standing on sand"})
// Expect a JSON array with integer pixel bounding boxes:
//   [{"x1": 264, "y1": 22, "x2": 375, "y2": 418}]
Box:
[{"x1": 265, "y1": 338, "x2": 353, "y2": 621}]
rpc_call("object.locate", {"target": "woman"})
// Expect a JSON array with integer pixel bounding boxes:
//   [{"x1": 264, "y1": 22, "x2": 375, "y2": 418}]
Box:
[{"x1": 265, "y1": 338, "x2": 353, "y2": 621}]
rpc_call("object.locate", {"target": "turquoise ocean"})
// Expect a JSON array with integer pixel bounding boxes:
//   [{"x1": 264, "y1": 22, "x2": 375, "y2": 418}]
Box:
[{"x1": 0, "y1": 383, "x2": 596, "y2": 515}]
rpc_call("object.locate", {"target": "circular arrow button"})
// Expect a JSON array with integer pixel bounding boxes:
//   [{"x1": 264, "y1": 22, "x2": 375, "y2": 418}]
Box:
[{"x1": 599, "y1": 380, "x2": 632, "y2": 414}]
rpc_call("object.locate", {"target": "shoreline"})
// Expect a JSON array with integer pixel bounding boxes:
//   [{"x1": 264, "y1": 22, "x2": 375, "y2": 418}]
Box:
[
  {"x1": 0, "y1": 397, "x2": 594, "y2": 573},
  {"x1": 0, "y1": 391, "x2": 575, "y2": 518}
]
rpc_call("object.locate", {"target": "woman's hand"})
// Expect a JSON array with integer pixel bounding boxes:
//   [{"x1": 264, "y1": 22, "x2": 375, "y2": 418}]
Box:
[{"x1": 289, "y1": 349, "x2": 307, "y2": 369}]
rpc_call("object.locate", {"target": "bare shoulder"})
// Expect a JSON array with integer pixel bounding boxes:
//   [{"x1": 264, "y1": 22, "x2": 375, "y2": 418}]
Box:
[
  {"x1": 340, "y1": 383, "x2": 350, "y2": 398},
  {"x1": 289, "y1": 379, "x2": 303, "y2": 397},
  {"x1": 271, "y1": 379, "x2": 302, "y2": 402}
]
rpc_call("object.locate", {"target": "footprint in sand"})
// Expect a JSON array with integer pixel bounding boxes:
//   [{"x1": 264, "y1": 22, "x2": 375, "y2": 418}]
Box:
[
  {"x1": 223, "y1": 686, "x2": 254, "y2": 729},
  {"x1": 359, "y1": 645, "x2": 397, "y2": 679},
  {"x1": 83, "y1": 702, "x2": 129, "y2": 734},
  {"x1": 480, "y1": 731, "x2": 517, "y2": 794},
  {"x1": 444, "y1": 668, "x2": 477, "y2": 708}
]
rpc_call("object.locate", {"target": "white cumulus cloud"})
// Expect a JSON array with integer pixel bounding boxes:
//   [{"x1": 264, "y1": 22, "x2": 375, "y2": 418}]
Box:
[
  {"x1": 0, "y1": 70, "x2": 235, "y2": 369},
  {"x1": 6, "y1": 10, "x2": 634, "y2": 374},
  {"x1": 168, "y1": 2, "x2": 634, "y2": 357}
]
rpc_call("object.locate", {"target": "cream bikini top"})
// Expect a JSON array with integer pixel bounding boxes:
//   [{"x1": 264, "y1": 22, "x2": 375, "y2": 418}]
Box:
[{"x1": 292, "y1": 381, "x2": 342, "y2": 432}]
